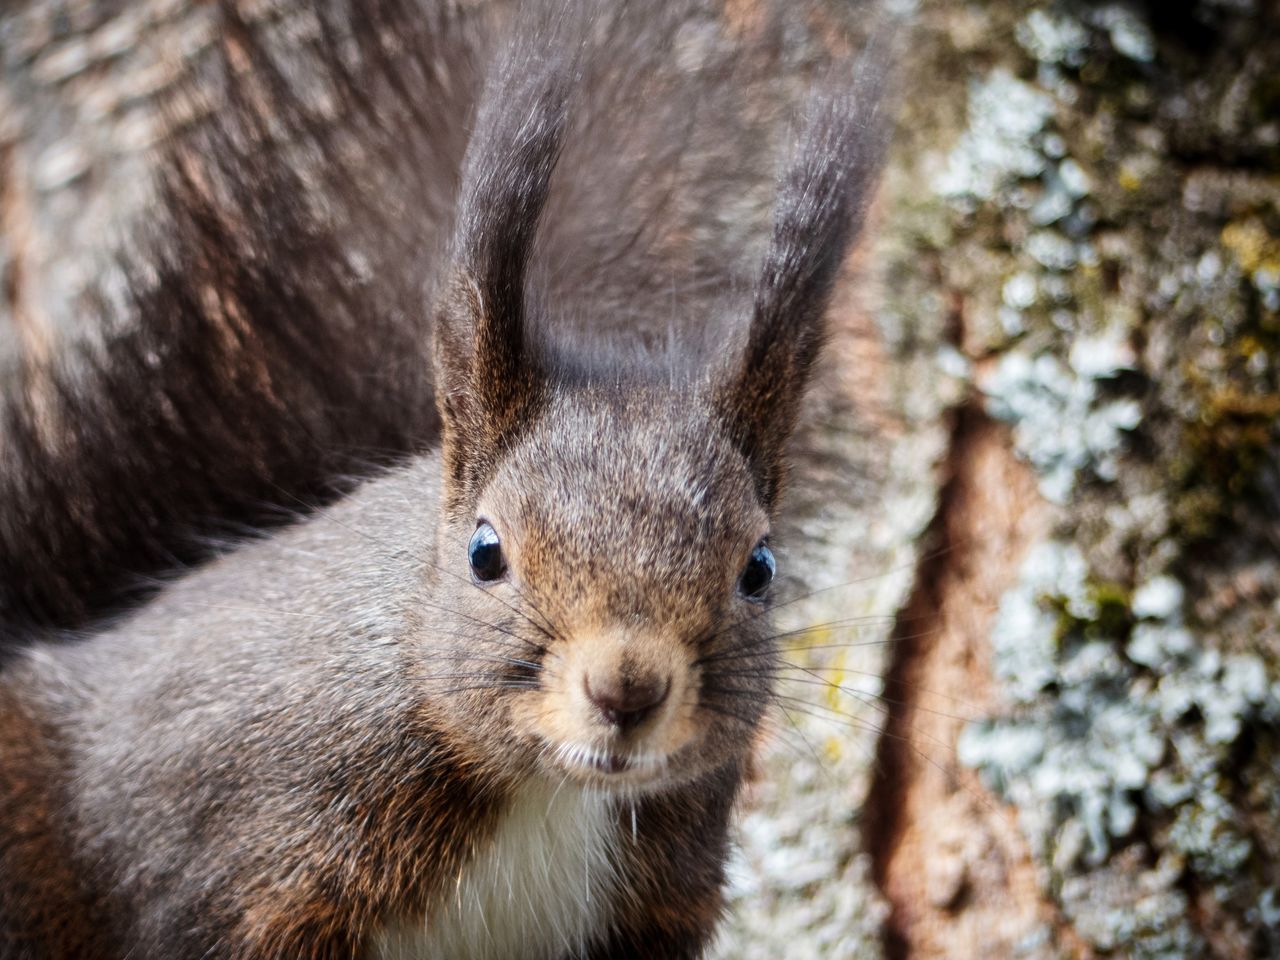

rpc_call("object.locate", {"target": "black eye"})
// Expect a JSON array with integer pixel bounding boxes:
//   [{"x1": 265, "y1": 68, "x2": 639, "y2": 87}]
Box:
[
  {"x1": 468, "y1": 522, "x2": 506, "y2": 583},
  {"x1": 738, "y1": 541, "x2": 775, "y2": 601}
]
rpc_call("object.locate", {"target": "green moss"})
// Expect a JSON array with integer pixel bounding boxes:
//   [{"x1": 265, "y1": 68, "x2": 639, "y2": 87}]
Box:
[
  {"x1": 1048, "y1": 577, "x2": 1132, "y2": 645},
  {"x1": 1169, "y1": 487, "x2": 1223, "y2": 542},
  {"x1": 1171, "y1": 349, "x2": 1280, "y2": 541},
  {"x1": 1089, "y1": 580, "x2": 1134, "y2": 636}
]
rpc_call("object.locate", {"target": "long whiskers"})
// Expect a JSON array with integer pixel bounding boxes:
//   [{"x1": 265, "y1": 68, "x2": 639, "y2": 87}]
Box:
[
  {"x1": 715, "y1": 658, "x2": 981, "y2": 724},
  {"x1": 693, "y1": 615, "x2": 912, "y2": 666},
  {"x1": 269, "y1": 482, "x2": 562, "y2": 644},
  {"x1": 692, "y1": 542, "x2": 960, "y2": 652},
  {"x1": 703, "y1": 678, "x2": 994, "y2": 810}
]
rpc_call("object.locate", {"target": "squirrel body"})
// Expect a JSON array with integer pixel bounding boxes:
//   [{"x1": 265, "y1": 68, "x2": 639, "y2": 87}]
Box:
[
  {"x1": 0, "y1": 0, "x2": 891, "y2": 955},
  {"x1": 0, "y1": 407, "x2": 754, "y2": 958}
]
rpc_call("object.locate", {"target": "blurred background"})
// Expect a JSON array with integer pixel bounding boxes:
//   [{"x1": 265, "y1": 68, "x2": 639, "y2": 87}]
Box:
[{"x1": 2, "y1": 1, "x2": 1277, "y2": 957}]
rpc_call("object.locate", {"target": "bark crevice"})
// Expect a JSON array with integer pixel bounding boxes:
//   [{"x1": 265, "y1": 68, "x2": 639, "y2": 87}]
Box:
[{"x1": 863, "y1": 398, "x2": 1074, "y2": 958}]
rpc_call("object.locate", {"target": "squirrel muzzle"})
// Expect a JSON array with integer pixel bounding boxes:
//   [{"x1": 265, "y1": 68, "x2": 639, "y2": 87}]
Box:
[{"x1": 517, "y1": 623, "x2": 698, "y2": 789}]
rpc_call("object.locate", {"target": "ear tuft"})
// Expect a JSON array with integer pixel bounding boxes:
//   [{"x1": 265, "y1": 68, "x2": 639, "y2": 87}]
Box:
[
  {"x1": 718, "y1": 41, "x2": 896, "y2": 511},
  {"x1": 433, "y1": 8, "x2": 583, "y2": 506}
]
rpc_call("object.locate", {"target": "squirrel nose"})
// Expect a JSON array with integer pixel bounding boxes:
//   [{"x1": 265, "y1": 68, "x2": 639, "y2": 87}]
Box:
[{"x1": 585, "y1": 674, "x2": 670, "y2": 732}]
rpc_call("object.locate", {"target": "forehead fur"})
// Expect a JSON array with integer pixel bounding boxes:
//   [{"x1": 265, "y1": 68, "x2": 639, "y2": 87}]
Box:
[{"x1": 477, "y1": 384, "x2": 767, "y2": 614}]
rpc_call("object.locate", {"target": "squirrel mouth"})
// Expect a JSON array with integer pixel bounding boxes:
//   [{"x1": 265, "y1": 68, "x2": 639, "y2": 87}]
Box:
[
  {"x1": 552, "y1": 742, "x2": 667, "y2": 781},
  {"x1": 593, "y1": 753, "x2": 629, "y2": 774}
]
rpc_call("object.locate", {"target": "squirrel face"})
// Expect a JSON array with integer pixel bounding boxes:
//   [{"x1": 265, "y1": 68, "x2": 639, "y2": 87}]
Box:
[
  {"x1": 420, "y1": 386, "x2": 775, "y2": 793},
  {"x1": 415, "y1": 5, "x2": 887, "y2": 798}
]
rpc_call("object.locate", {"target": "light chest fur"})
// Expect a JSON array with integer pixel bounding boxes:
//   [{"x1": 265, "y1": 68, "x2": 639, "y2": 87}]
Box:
[{"x1": 367, "y1": 780, "x2": 620, "y2": 960}]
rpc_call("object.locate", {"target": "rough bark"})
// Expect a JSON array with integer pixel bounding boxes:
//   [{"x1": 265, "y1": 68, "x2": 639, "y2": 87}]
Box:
[{"x1": 859, "y1": 1, "x2": 1280, "y2": 956}]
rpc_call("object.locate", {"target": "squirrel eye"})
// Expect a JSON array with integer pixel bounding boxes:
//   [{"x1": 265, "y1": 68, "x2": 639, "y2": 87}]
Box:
[
  {"x1": 468, "y1": 522, "x2": 506, "y2": 583},
  {"x1": 738, "y1": 541, "x2": 775, "y2": 601}
]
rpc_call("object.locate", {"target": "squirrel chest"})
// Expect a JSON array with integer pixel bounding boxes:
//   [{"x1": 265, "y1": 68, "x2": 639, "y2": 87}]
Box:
[{"x1": 366, "y1": 781, "x2": 620, "y2": 960}]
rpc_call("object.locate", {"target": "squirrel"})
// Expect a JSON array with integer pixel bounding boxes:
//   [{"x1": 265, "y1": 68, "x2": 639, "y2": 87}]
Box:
[{"x1": 0, "y1": 0, "x2": 891, "y2": 956}]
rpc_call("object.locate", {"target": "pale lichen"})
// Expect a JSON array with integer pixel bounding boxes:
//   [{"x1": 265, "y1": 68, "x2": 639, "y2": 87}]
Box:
[
  {"x1": 960, "y1": 539, "x2": 1276, "y2": 956},
  {"x1": 944, "y1": 2, "x2": 1280, "y2": 955},
  {"x1": 982, "y1": 346, "x2": 1142, "y2": 503},
  {"x1": 936, "y1": 68, "x2": 1056, "y2": 205}
]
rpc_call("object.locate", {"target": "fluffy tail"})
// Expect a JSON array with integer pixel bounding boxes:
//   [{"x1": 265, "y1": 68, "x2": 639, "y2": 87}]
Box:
[{"x1": 0, "y1": 0, "x2": 485, "y2": 640}]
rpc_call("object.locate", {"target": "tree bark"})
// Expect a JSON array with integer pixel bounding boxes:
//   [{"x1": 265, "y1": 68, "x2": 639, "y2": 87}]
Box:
[{"x1": 855, "y1": 2, "x2": 1280, "y2": 957}]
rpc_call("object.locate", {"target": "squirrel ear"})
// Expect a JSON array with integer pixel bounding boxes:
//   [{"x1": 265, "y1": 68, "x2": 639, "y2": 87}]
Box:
[
  {"x1": 716, "y1": 56, "x2": 892, "y2": 512},
  {"x1": 433, "y1": 18, "x2": 577, "y2": 505}
]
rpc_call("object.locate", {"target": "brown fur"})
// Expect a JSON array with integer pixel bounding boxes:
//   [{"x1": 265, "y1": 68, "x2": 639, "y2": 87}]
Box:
[
  {"x1": 0, "y1": 0, "x2": 893, "y2": 956},
  {"x1": 0, "y1": 689, "x2": 113, "y2": 959}
]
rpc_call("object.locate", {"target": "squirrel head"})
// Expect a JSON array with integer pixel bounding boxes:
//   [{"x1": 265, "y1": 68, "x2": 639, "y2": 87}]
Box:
[{"x1": 415, "y1": 20, "x2": 887, "y2": 793}]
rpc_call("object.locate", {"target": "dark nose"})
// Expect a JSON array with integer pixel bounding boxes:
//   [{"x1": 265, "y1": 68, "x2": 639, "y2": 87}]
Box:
[{"x1": 585, "y1": 674, "x2": 670, "y2": 732}]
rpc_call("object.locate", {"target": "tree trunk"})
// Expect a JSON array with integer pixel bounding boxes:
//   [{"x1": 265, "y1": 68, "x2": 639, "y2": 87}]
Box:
[{"x1": 854, "y1": 2, "x2": 1280, "y2": 957}]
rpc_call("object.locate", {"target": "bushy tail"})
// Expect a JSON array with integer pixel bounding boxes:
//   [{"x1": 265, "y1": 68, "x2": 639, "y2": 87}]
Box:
[{"x1": 0, "y1": 0, "x2": 486, "y2": 640}]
